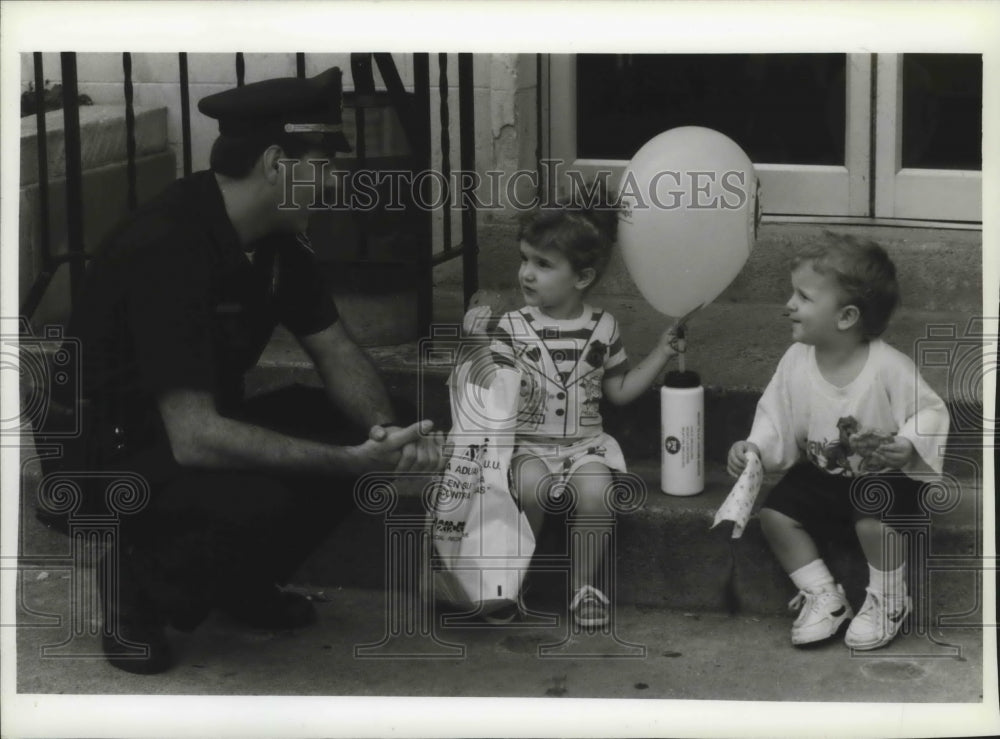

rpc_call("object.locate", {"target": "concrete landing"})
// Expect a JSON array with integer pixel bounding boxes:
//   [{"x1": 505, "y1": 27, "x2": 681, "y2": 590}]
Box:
[
  {"x1": 469, "y1": 221, "x2": 984, "y2": 314},
  {"x1": 251, "y1": 291, "x2": 983, "y2": 403},
  {"x1": 11, "y1": 526, "x2": 995, "y2": 737}
]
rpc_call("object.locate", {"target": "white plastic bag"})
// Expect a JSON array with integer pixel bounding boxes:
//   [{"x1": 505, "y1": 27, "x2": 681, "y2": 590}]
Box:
[{"x1": 430, "y1": 367, "x2": 535, "y2": 611}]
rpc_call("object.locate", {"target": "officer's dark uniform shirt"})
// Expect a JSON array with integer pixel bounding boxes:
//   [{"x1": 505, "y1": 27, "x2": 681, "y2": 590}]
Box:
[{"x1": 66, "y1": 169, "x2": 338, "y2": 443}]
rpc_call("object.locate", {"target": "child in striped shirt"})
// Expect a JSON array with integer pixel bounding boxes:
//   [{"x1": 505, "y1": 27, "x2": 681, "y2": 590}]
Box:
[{"x1": 467, "y1": 205, "x2": 682, "y2": 627}]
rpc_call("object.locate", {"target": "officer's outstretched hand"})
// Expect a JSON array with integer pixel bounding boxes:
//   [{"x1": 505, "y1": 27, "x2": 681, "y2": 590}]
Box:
[{"x1": 358, "y1": 421, "x2": 446, "y2": 474}]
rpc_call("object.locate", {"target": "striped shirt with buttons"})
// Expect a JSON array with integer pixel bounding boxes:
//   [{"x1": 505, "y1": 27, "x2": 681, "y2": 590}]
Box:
[{"x1": 489, "y1": 305, "x2": 628, "y2": 441}]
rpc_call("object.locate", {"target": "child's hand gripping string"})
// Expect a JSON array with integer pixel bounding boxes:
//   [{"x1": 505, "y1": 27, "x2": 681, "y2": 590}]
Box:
[
  {"x1": 604, "y1": 315, "x2": 689, "y2": 405},
  {"x1": 653, "y1": 304, "x2": 700, "y2": 362},
  {"x1": 653, "y1": 324, "x2": 683, "y2": 359},
  {"x1": 661, "y1": 303, "x2": 702, "y2": 374}
]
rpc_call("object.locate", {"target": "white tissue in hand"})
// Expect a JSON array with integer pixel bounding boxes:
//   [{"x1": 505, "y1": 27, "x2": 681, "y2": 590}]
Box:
[{"x1": 712, "y1": 451, "x2": 762, "y2": 539}]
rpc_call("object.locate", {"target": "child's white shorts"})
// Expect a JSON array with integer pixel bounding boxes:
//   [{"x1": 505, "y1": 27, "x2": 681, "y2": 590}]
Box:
[{"x1": 512, "y1": 432, "x2": 627, "y2": 479}]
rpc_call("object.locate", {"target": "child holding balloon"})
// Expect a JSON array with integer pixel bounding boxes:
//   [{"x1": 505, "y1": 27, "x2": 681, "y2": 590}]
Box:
[
  {"x1": 727, "y1": 237, "x2": 949, "y2": 649},
  {"x1": 465, "y1": 204, "x2": 684, "y2": 627}
]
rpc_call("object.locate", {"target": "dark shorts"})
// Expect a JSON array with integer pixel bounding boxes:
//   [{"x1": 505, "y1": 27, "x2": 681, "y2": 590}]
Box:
[{"x1": 762, "y1": 463, "x2": 924, "y2": 534}]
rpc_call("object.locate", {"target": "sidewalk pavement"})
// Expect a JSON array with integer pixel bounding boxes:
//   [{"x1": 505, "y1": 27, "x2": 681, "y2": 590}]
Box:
[{"x1": 15, "y1": 575, "x2": 984, "y2": 702}]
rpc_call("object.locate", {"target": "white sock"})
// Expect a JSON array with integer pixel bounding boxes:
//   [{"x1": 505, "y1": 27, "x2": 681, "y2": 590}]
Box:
[
  {"x1": 868, "y1": 562, "x2": 907, "y2": 601},
  {"x1": 789, "y1": 559, "x2": 836, "y2": 594}
]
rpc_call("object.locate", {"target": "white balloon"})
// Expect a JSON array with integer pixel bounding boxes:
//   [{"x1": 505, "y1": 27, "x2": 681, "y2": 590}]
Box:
[{"x1": 617, "y1": 127, "x2": 760, "y2": 318}]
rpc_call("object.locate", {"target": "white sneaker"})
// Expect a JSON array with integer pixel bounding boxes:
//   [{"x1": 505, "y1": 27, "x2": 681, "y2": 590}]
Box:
[
  {"x1": 845, "y1": 587, "x2": 911, "y2": 650},
  {"x1": 570, "y1": 585, "x2": 610, "y2": 627},
  {"x1": 788, "y1": 584, "x2": 853, "y2": 646},
  {"x1": 481, "y1": 599, "x2": 519, "y2": 624}
]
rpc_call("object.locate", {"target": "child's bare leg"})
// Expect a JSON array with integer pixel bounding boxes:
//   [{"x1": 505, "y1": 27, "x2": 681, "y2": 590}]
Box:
[
  {"x1": 847, "y1": 516, "x2": 910, "y2": 650},
  {"x1": 759, "y1": 508, "x2": 822, "y2": 573},
  {"x1": 511, "y1": 455, "x2": 549, "y2": 538},
  {"x1": 855, "y1": 517, "x2": 904, "y2": 571},
  {"x1": 761, "y1": 507, "x2": 851, "y2": 645},
  {"x1": 568, "y1": 462, "x2": 614, "y2": 594}
]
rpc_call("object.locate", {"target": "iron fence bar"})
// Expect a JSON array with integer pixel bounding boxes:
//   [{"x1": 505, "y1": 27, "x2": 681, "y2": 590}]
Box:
[
  {"x1": 458, "y1": 53, "x2": 478, "y2": 305},
  {"x1": 536, "y1": 53, "x2": 543, "y2": 203},
  {"x1": 178, "y1": 53, "x2": 192, "y2": 177},
  {"x1": 413, "y1": 53, "x2": 433, "y2": 336},
  {"x1": 60, "y1": 52, "x2": 86, "y2": 306},
  {"x1": 122, "y1": 52, "x2": 138, "y2": 211},
  {"x1": 236, "y1": 52, "x2": 245, "y2": 87},
  {"x1": 438, "y1": 54, "x2": 452, "y2": 254},
  {"x1": 296, "y1": 52, "x2": 306, "y2": 79},
  {"x1": 373, "y1": 53, "x2": 418, "y2": 152},
  {"x1": 868, "y1": 54, "x2": 877, "y2": 218},
  {"x1": 32, "y1": 53, "x2": 52, "y2": 272},
  {"x1": 350, "y1": 53, "x2": 375, "y2": 161},
  {"x1": 350, "y1": 54, "x2": 375, "y2": 260}
]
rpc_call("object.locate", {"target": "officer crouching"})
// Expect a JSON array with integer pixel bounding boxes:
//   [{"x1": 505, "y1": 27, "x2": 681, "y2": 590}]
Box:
[{"x1": 47, "y1": 67, "x2": 444, "y2": 674}]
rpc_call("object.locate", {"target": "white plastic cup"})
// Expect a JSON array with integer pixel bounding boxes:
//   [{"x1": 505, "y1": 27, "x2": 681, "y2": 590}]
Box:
[{"x1": 661, "y1": 370, "x2": 704, "y2": 496}]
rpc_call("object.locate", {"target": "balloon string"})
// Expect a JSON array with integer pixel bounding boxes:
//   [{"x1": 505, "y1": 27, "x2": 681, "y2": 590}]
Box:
[{"x1": 677, "y1": 325, "x2": 687, "y2": 374}]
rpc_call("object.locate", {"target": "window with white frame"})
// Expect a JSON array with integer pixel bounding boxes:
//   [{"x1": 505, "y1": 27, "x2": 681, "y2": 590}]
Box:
[{"x1": 544, "y1": 53, "x2": 981, "y2": 223}]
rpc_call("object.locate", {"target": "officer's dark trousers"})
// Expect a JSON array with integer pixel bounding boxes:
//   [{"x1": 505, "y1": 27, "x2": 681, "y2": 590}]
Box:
[{"x1": 56, "y1": 385, "x2": 367, "y2": 626}]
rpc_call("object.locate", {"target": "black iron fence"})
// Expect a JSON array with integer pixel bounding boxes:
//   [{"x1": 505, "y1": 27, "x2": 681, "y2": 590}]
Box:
[{"x1": 20, "y1": 51, "x2": 478, "y2": 338}]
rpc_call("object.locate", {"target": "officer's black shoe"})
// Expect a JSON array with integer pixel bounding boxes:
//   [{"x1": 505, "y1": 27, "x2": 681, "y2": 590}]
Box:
[
  {"x1": 221, "y1": 585, "x2": 317, "y2": 630},
  {"x1": 166, "y1": 597, "x2": 212, "y2": 633},
  {"x1": 98, "y1": 551, "x2": 174, "y2": 675},
  {"x1": 102, "y1": 617, "x2": 173, "y2": 675}
]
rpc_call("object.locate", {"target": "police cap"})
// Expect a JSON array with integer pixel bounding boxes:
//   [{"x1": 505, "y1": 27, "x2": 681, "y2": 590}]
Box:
[{"x1": 198, "y1": 66, "x2": 351, "y2": 153}]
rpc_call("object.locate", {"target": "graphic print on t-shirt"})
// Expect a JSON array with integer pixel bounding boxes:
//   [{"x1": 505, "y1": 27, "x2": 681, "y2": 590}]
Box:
[{"x1": 806, "y1": 415, "x2": 897, "y2": 478}]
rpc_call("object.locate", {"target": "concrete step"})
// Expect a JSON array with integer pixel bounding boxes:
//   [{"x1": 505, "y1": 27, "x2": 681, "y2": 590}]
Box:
[
  {"x1": 20, "y1": 103, "x2": 176, "y2": 328},
  {"x1": 20, "y1": 104, "x2": 169, "y2": 186},
  {"x1": 247, "y1": 294, "x2": 985, "y2": 472},
  {"x1": 17, "y1": 434, "x2": 981, "y2": 623},
  {"x1": 20, "y1": 150, "x2": 178, "y2": 328},
  {"x1": 238, "y1": 291, "x2": 985, "y2": 618},
  {"x1": 469, "y1": 220, "x2": 983, "y2": 313},
  {"x1": 17, "y1": 292, "x2": 984, "y2": 628},
  {"x1": 291, "y1": 459, "x2": 983, "y2": 623},
  {"x1": 14, "y1": 582, "x2": 986, "y2": 713}
]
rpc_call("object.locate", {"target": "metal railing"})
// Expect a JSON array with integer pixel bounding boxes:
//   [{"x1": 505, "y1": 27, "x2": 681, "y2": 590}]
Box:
[{"x1": 20, "y1": 51, "x2": 478, "y2": 338}]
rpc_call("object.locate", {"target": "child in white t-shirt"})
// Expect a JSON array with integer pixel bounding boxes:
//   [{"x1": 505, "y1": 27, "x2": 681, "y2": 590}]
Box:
[
  {"x1": 728, "y1": 237, "x2": 949, "y2": 650},
  {"x1": 466, "y1": 205, "x2": 682, "y2": 627}
]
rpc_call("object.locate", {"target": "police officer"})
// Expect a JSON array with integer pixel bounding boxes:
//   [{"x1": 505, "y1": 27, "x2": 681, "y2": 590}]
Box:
[{"x1": 52, "y1": 67, "x2": 444, "y2": 674}]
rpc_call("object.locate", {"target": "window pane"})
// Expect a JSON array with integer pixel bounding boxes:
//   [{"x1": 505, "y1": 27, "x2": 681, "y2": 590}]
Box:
[
  {"x1": 902, "y1": 54, "x2": 981, "y2": 170},
  {"x1": 576, "y1": 54, "x2": 846, "y2": 165}
]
